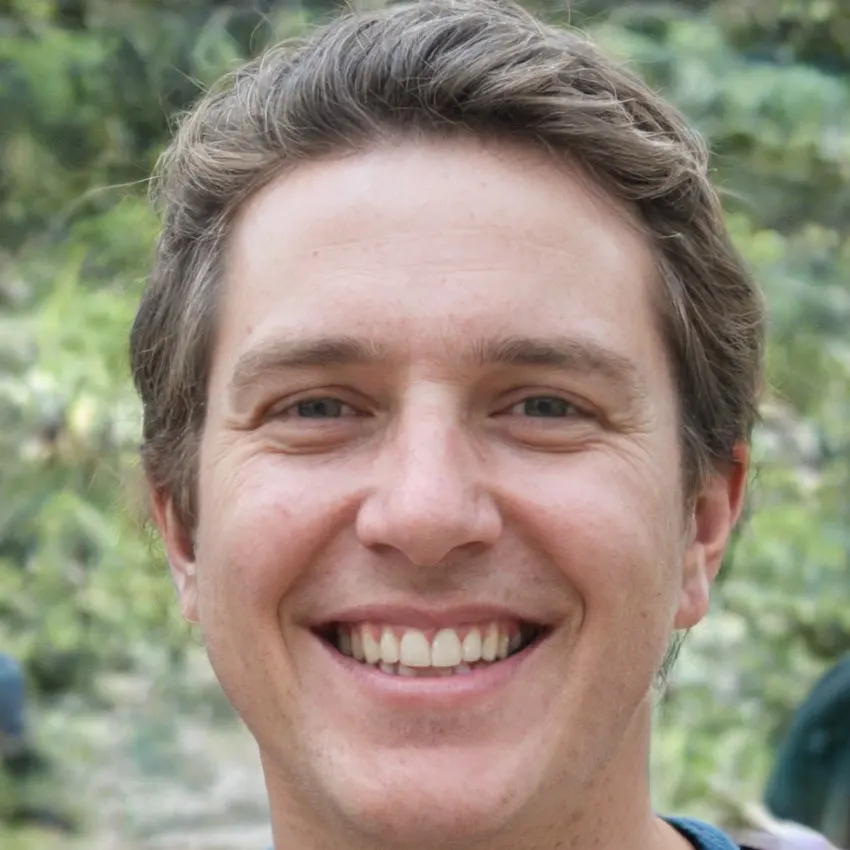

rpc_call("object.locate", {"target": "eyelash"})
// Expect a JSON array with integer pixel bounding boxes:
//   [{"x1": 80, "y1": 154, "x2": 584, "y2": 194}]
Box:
[
  {"x1": 265, "y1": 397, "x2": 356, "y2": 421},
  {"x1": 501, "y1": 397, "x2": 587, "y2": 419},
  {"x1": 269, "y1": 394, "x2": 592, "y2": 421}
]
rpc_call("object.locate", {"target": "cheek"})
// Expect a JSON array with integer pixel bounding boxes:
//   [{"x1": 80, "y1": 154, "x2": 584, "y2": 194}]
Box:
[
  {"x1": 509, "y1": 448, "x2": 683, "y2": 628},
  {"x1": 193, "y1": 451, "x2": 347, "y2": 616},
  {"x1": 517, "y1": 455, "x2": 684, "y2": 721}
]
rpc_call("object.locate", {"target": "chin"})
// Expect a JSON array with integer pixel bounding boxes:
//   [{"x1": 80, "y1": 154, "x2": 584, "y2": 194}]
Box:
[
  {"x1": 323, "y1": 747, "x2": 536, "y2": 842},
  {"x1": 339, "y1": 787, "x2": 519, "y2": 845}
]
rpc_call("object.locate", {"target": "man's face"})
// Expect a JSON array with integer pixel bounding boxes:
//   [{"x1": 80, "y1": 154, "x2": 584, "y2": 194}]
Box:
[{"x1": 156, "y1": 138, "x2": 744, "y2": 845}]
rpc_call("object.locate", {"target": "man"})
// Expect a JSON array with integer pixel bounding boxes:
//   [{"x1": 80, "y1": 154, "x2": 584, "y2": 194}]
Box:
[{"x1": 129, "y1": 1, "x2": 771, "y2": 848}]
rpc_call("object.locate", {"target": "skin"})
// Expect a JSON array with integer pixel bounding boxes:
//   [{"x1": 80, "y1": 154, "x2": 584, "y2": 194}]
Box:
[{"x1": 153, "y1": 136, "x2": 747, "y2": 850}]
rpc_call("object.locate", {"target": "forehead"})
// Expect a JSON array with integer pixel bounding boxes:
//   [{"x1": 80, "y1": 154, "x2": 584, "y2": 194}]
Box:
[{"x1": 216, "y1": 137, "x2": 664, "y2": 384}]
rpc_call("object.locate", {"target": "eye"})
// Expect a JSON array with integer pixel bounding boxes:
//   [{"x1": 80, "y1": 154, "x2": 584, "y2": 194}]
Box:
[
  {"x1": 508, "y1": 396, "x2": 581, "y2": 418},
  {"x1": 295, "y1": 398, "x2": 351, "y2": 418},
  {"x1": 269, "y1": 396, "x2": 359, "y2": 420}
]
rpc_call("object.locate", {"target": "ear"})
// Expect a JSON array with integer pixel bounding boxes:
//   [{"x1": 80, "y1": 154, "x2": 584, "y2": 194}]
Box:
[
  {"x1": 150, "y1": 487, "x2": 200, "y2": 624},
  {"x1": 674, "y1": 443, "x2": 749, "y2": 630}
]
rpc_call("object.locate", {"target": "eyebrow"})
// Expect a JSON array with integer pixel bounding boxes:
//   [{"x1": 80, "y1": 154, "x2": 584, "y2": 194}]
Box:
[
  {"x1": 227, "y1": 335, "x2": 387, "y2": 408},
  {"x1": 467, "y1": 335, "x2": 641, "y2": 383},
  {"x1": 469, "y1": 335, "x2": 647, "y2": 405},
  {"x1": 226, "y1": 333, "x2": 646, "y2": 407}
]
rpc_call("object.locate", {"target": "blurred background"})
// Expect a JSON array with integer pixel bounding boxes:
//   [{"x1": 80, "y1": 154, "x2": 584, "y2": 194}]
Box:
[{"x1": 1, "y1": 0, "x2": 849, "y2": 848}]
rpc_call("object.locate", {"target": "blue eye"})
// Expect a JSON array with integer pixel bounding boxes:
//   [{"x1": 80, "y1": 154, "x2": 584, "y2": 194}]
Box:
[
  {"x1": 295, "y1": 398, "x2": 349, "y2": 418},
  {"x1": 512, "y1": 397, "x2": 574, "y2": 417}
]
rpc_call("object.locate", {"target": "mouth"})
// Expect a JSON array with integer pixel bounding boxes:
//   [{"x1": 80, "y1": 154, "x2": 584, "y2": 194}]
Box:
[{"x1": 314, "y1": 619, "x2": 548, "y2": 678}]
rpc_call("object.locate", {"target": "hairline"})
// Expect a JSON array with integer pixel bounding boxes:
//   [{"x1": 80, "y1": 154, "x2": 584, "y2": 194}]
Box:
[{"x1": 171, "y1": 149, "x2": 706, "y2": 530}]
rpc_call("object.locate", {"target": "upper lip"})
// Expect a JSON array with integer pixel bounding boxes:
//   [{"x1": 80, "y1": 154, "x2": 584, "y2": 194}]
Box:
[{"x1": 308, "y1": 604, "x2": 553, "y2": 630}]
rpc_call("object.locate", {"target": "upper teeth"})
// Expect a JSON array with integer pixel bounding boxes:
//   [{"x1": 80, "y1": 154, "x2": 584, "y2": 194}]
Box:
[{"x1": 340, "y1": 623, "x2": 522, "y2": 668}]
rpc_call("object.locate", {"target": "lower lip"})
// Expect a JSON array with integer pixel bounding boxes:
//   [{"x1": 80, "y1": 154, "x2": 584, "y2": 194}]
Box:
[{"x1": 316, "y1": 634, "x2": 546, "y2": 708}]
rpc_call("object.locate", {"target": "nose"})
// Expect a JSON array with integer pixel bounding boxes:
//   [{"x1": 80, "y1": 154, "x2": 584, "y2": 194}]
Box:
[{"x1": 355, "y1": 407, "x2": 503, "y2": 566}]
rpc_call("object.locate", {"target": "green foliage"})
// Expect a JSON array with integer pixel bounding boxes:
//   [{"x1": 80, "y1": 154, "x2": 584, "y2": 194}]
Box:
[
  {"x1": 0, "y1": 0, "x2": 848, "y2": 837},
  {"x1": 0, "y1": 0, "x2": 299, "y2": 698}
]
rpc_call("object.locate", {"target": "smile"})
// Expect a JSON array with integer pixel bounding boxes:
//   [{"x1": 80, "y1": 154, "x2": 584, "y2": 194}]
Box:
[{"x1": 317, "y1": 620, "x2": 547, "y2": 678}]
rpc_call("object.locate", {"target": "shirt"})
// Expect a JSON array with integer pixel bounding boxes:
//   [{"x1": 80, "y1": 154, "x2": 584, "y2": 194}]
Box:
[
  {"x1": 669, "y1": 817, "x2": 742, "y2": 850},
  {"x1": 265, "y1": 815, "x2": 742, "y2": 850}
]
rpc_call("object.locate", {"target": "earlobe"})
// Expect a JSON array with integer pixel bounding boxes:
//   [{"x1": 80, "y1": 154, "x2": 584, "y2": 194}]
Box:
[
  {"x1": 674, "y1": 443, "x2": 749, "y2": 631},
  {"x1": 673, "y1": 544, "x2": 709, "y2": 630},
  {"x1": 150, "y1": 488, "x2": 200, "y2": 624}
]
